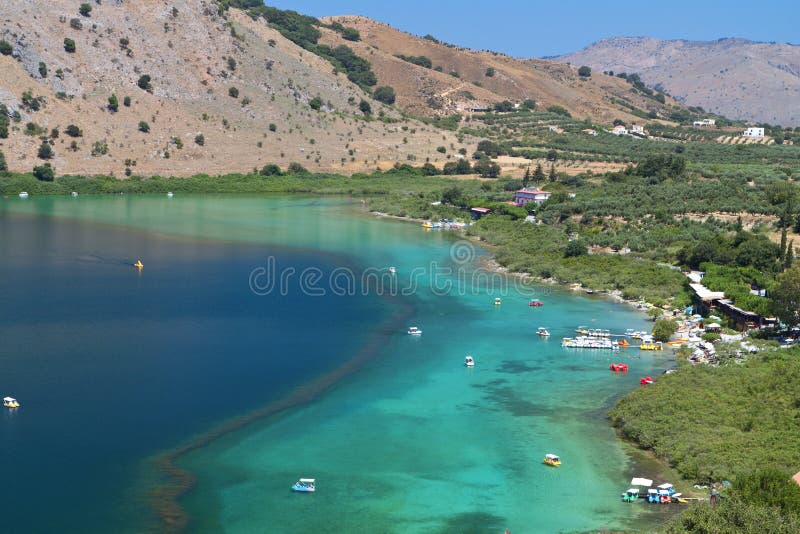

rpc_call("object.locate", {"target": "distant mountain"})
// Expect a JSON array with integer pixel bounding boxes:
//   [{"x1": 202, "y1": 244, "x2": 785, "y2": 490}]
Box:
[{"x1": 555, "y1": 37, "x2": 800, "y2": 126}]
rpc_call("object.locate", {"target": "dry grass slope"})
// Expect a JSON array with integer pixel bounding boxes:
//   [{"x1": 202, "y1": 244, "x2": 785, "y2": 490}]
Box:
[{"x1": 0, "y1": 0, "x2": 468, "y2": 176}]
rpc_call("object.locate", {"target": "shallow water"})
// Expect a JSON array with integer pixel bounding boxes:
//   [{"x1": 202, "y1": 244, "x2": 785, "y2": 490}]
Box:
[{"x1": 0, "y1": 195, "x2": 674, "y2": 532}]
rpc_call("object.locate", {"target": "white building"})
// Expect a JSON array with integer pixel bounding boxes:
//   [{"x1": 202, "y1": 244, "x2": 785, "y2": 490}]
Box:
[
  {"x1": 631, "y1": 124, "x2": 645, "y2": 134},
  {"x1": 693, "y1": 119, "x2": 716, "y2": 127},
  {"x1": 609, "y1": 125, "x2": 628, "y2": 135},
  {"x1": 743, "y1": 127, "x2": 765, "y2": 138}
]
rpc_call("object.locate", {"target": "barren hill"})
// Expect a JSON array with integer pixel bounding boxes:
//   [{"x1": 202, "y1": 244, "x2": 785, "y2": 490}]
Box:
[
  {"x1": 0, "y1": 1, "x2": 691, "y2": 178},
  {"x1": 555, "y1": 37, "x2": 800, "y2": 126},
  {"x1": 321, "y1": 16, "x2": 677, "y2": 123},
  {"x1": 0, "y1": 0, "x2": 467, "y2": 176}
]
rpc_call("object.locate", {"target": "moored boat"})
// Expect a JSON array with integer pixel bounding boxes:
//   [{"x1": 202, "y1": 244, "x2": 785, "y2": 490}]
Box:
[
  {"x1": 609, "y1": 363, "x2": 629, "y2": 372},
  {"x1": 465, "y1": 355, "x2": 474, "y2": 367},
  {"x1": 494, "y1": 297, "x2": 502, "y2": 305},
  {"x1": 529, "y1": 299, "x2": 543, "y2": 307},
  {"x1": 407, "y1": 326, "x2": 422, "y2": 336},
  {"x1": 167, "y1": 192, "x2": 174, "y2": 198},
  {"x1": 19, "y1": 192, "x2": 29, "y2": 199},
  {"x1": 389, "y1": 266, "x2": 396, "y2": 274},
  {"x1": 536, "y1": 327, "x2": 550, "y2": 337},
  {"x1": 291, "y1": 478, "x2": 316, "y2": 492},
  {"x1": 3, "y1": 397, "x2": 20, "y2": 408}
]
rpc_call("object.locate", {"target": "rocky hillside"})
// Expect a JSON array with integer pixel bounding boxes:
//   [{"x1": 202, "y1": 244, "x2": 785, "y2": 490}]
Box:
[
  {"x1": 0, "y1": 1, "x2": 690, "y2": 178},
  {"x1": 320, "y1": 16, "x2": 677, "y2": 124},
  {"x1": 555, "y1": 37, "x2": 800, "y2": 126},
  {"x1": 0, "y1": 0, "x2": 467, "y2": 176}
]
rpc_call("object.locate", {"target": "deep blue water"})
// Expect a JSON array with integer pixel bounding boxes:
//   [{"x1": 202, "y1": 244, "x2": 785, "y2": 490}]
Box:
[{"x1": 0, "y1": 212, "x2": 390, "y2": 533}]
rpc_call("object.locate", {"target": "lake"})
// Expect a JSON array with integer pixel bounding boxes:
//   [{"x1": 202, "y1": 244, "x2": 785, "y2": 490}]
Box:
[{"x1": 0, "y1": 195, "x2": 672, "y2": 532}]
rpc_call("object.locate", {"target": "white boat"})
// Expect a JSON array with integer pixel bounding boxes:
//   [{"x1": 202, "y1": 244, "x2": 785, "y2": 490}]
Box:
[
  {"x1": 3, "y1": 397, "x2": 20, "y2": 408},
  {"x1": 71, "y1": 191, "x2": 78, "y2": 197},
  {"x1": 562, "y1": 336, "x2": 619, "y2": 350},
  {"x1": 389, "y1": 266, "x2": 396, "y2": 274},
  {"x1": 465, "y1": 355, "x2": 475, "y2": 367},
  {"x1": 494, "y1": 297, "x2": 502, "y2": 305},
  {"x1": 291, "y1": 478, "x2": 315, "y2": 493},
  {"x1": 18, "y1": 192, "x2": 29, "y2": 199},
  {"x1": 407, "y1": 326, "x2": 422, "y2": 336},
  {"x1": 536, "y1": 327, "x2": 551, "y2": 337},
  {"x1": 167, "y1": 192, "x2": 174, "y2": 198}
]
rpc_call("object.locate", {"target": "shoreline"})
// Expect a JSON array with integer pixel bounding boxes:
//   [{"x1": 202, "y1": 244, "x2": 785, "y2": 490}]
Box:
[{"x1": 368, "y1": 210, "x2": 694, "y2": 503}]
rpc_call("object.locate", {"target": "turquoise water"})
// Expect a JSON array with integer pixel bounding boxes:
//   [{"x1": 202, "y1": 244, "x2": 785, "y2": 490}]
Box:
[{"x1": 0, "y1": 195, "x2": 673, "y2": 532}]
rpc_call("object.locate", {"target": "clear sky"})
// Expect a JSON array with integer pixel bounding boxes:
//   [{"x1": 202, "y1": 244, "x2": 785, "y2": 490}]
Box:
[{"x1": 264, "y1": 0, "x2": 799, "y2": 57}]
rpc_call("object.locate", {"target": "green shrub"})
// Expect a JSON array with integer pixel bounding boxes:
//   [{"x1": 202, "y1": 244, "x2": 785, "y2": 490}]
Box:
[
  {"x1": 137, "y1": 75, "x2": 152, "y2": 91},
  {"x1": 358, "y1": 99, "x2": 371, "y2": 115},
  {"x1": 228, "y1": 86, "x2": 239, "y2": 98},
  {"x1": 33, "y1": 163, "x2": 55, "y2": 181},
  {"x1": 64, "y1": 38, "x2": 76, "y2": 53},
  {"x1": 123, "y1": 96, "x2": 131, "y2": 107},
  {"x1": 38, "y1": 62, "x2": 47, "y2": 77},
  {"x1": 79, "y1": 3, "x2": 92, "y2": 17},
  {"x1": 373, "y1": 86, "x2": 396, "y2": 105},
  {"x1": 578, "y1": 65, "x2": 591, "y2": 77},
  {"x1": 308, "y1": 96, "x2": 322, "y2": 110},
  {"x1": 0, "y1": 40, "x2": 12, "y2": 56},
  {"x1": 194, "y1": 133, "x2": 205, "y2": 146},
  {"x1": 65, "y1": 124, "x2": 82, "y2": 137},
  {"x1": 108, "y1": 94, "x2": 119, "y2": 112},
  {"x1": 138, "y1": 121, "x2": 150, "y2": 133},
  {"x1": 259, "y1": 164, "x2": 282, "y2": 176},
  {"x1": 0, "y1": 149, "x2": 6, "y2": 171},
  {"x1": 37, "y1": 141, "x2": 53, "y2": 160},
  {"x1": 485, "y1": 67, "x2": 495, "y2": 77}
]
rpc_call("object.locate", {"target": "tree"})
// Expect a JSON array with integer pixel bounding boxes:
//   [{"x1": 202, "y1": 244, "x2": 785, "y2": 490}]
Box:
[
  {"x1": 474, "y1": 158, "x2": 500, "y2": 178},
  {"x1": 33, "y1": 163, "x2": 55, "y2": 181},
  {"x1": 0, "y1": 40, "x2": 12, "y2": 56},
  {"x1": 37, "y1": 141, "x2": 53, "y2": 160},
  {"x1": 137, "y1": 75, "x2": 152, "y2": 91},
  {"x1": 548, "y1": 164, "x2": 557, "y2": 182},
  {"x1": 358, "y1": 99, "x2": 371, "y2": 116},
  {"x1": 772, "y1": 266, "x2": 800, "y2": 325},
  {"x1": 138, "y1": 121, "x2": 150, "y2": 133},
  {"x1": 228, "y1": 86, "x2": 239, "y2": 98},
  {"x1": 441, "y1": 186, "x2": 464, "y2": 205},
  {"x1": 521, "y1": 98, "x2": 536, "y2": 111},
  {"x1": 65, "y1": 124, "x2": 82, "y2": 137},
  {"x1": 194, "y1": 133, "x2": 205, "y2": 146},
  {"x1": 533, "y1": 164, "x2": 545, "y2": 185},
  {"x1": 259, "y1": 164, "x2": 283, "y2": 176},
  {"x1": 226, "y1": 57, "x2": 236, "y2": 71},
  {"x1": 564, "y1": 239, "x2": 587, "y2": 258},
  {"x1": 107, "y1": 94, "x2": 119, "y2": 112},
  {"x1": 287, "y1": 162, "x2": 309, "y2": 174},
  {"x1": 578, "y1": 65, "x2": 591, "y2": 77},
  {"x1": 123, "y1": 96, "x2": 131, "y2": 107},
  {"x1": 38, "y1": 62, "x2": 47, "y2": 77},
  {"x1": 341, "y1": 27, "x2": 360, "y2": 41},
  {"x1": 79, "y1": 3, "x2": 92, "y2": 17},
  {"x1": 421, "y1": 162, "x2": 438, "y2": 176},
  {"x1": 522, "y1": 166, "x2": 531, "y2": 187},
  {"x1": 373, "y1": 86, "x2": 396, "y2": 105},
  {"x1": 63, "y1": 38, "x2": 76, "y2": 53},
  {"x1": 652, "y1": 318, "x2": 677, "y2": 342},
  {"x1": 485, "y1": 67, "x2": 495, "y2": 77},
  {"x1": 0, "y1": 148, "x2": 6, "y2": 171}
]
